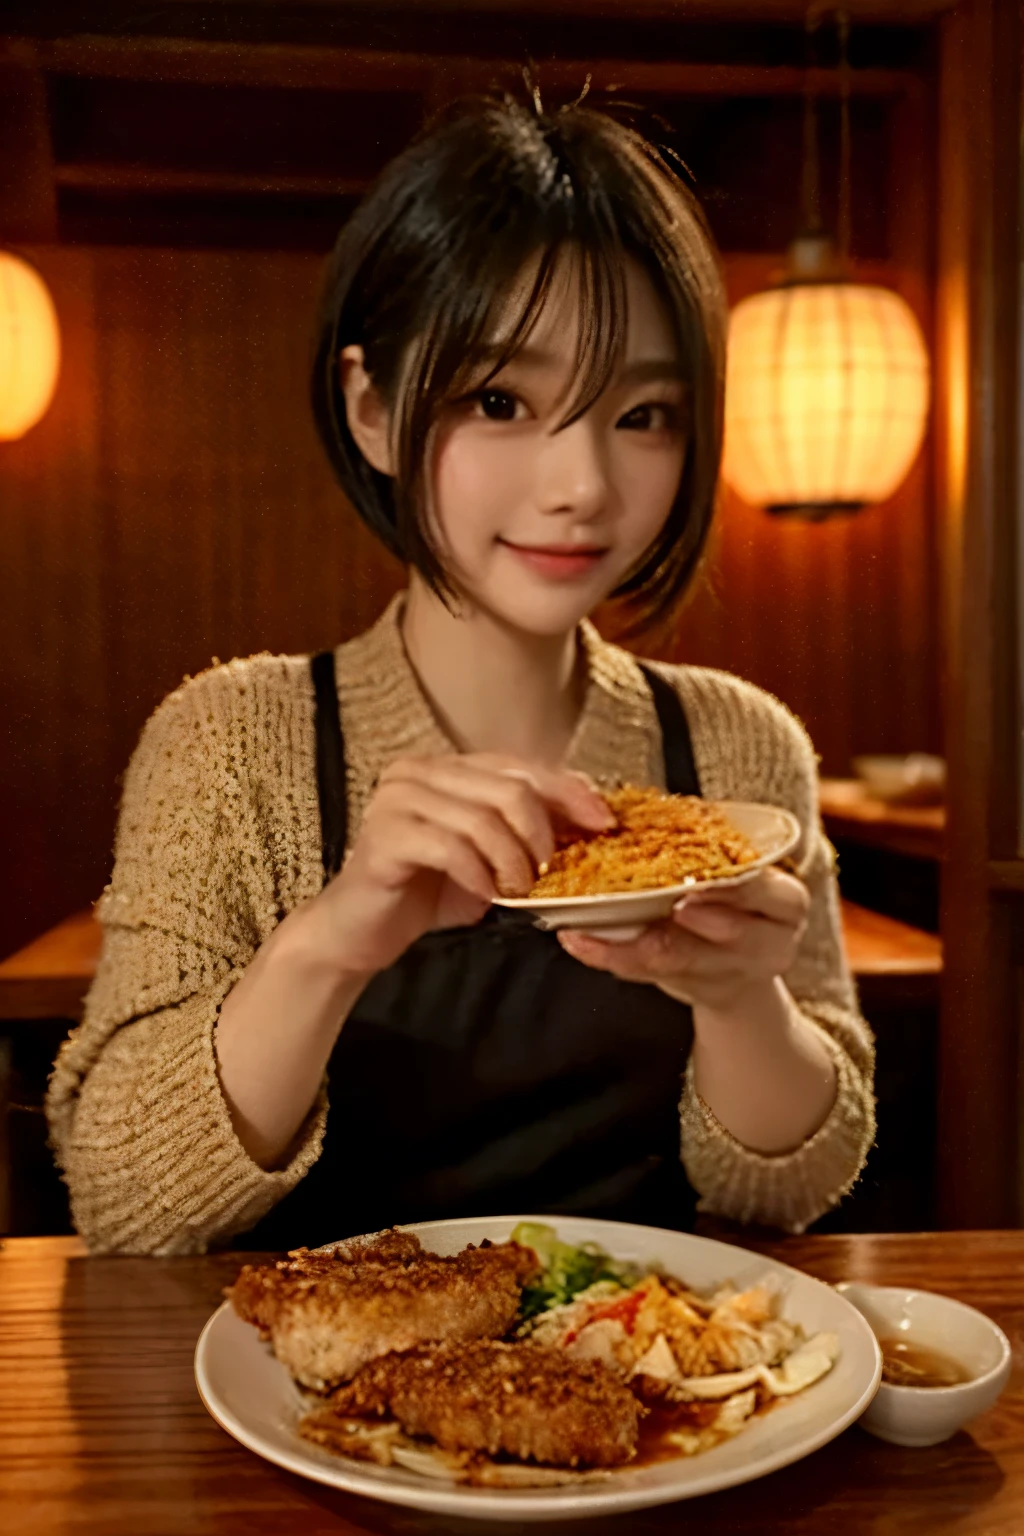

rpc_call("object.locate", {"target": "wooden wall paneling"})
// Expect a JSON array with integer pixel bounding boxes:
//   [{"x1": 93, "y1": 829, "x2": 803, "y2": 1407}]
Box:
[
  {"x1": 935, "y1": 0, "x2": 1022, "y2": 1227},
  {"x1": 89, "y1": 245, "x2": 403, "y2": 731},
  {"x1": 886, "y1": 76, "x2": 940, "y2": 762},
  {"x1": 1, "y1": 250, "x2": 106, "y2": 961},
  {"x1": 0, "y1": 60, "x2": 56, "y2": 241},
  {"x1": 0, "y1": 245, "x2": 403, "y2": 957}
]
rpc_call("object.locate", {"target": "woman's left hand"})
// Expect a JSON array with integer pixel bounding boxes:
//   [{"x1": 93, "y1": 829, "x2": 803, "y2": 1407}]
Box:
[{"x1": 557, "y1": 866, "x2": 809, "y2": 1015}]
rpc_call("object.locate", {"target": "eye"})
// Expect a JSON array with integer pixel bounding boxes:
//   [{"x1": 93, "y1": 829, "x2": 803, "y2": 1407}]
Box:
[
  {"x1": 473, "y1": 389, "x2": 521, "y2": 422},
  {"x1": 617, "y1": 402, "x2": 680, "y2": 432}
]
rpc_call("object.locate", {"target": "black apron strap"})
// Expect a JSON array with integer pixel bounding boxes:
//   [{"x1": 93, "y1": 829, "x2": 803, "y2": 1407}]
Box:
[
  {"x1": 637, "y1": 663, "x2": 702, "y2": 798},
  {"x1": 311, "y1": 649, "x2": 347, "y2": 881}
]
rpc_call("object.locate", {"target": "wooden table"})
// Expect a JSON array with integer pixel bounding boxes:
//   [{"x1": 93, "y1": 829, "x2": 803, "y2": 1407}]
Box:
[
  {"x1": 1, "y1": 1232, "x2": 1021, "y2": 1535},
  {"x1": 840, "y1": 899, "x2": 942, "y2": 1008},
  {"x1": 819, "y1": 779, "x2": 946, "y2": 863}
]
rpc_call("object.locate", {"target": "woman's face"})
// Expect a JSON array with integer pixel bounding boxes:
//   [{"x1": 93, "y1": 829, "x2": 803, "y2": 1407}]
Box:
[{"x1": 427, "y1": 256, "x2": 688, "y2": 637}]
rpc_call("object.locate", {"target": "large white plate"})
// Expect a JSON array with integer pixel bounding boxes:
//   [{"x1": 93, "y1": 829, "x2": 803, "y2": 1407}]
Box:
[
  {"x1": 492, "y1": 801, "x2": 801, "y2": 935},
  {"x1": 195, "y1": 1215, "x2": 881, "y2": 1524}
]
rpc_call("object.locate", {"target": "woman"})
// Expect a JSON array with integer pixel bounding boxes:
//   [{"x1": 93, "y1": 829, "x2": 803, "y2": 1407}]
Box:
[{"x1": 47, "y1": 95, "x2": 874, "y2": 1254}]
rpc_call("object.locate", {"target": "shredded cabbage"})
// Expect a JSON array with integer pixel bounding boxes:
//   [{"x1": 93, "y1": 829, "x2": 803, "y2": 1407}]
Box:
[{"x1": 511, "y1": 1222, "x2": 643, "y2": 1321}]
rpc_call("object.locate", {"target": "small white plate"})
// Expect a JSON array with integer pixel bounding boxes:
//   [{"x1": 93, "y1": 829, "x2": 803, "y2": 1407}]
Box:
[
  {"x1": 195, "y1": 1215, "x2": 881, "y2": 1525},
  {"x1": 492, "y1": 800, "x2": 801, "y2": 939}
]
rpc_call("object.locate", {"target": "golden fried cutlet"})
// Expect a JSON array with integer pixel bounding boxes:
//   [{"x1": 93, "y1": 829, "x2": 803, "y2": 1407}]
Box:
[
  {"x1": 227, "y1": 1233, "x2": 539, "y2": 1391},
  {"x1": 229, "y1": 1228, "x2": 424, "y2": 1335},
  {"x1": 301, "y1": 1339, "x2": 641, "y2": 1469}
]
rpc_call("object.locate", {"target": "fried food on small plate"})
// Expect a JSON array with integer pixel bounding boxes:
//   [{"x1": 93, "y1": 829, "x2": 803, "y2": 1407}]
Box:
[
  {"x1": 493, "y1": 794, "x2": 801, "y2": 938},
  {"x1": 227, "y1": 1231, "x2": 538, "y2": 1391}
]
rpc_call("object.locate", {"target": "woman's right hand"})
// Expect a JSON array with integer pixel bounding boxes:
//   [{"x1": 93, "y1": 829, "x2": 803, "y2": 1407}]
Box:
[{"x1": 295, "y1": 753, "x2": 615, "y2": 978}]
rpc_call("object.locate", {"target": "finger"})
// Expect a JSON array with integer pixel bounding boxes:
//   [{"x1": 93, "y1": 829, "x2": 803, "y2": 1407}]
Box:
[
  {"x1": 672, "y1": 903, "x2": 748, "y2": 944},
  {"x1": 367, "y1": 816, "x2": 496, "y2": 904},
  {"x1": 674, "y1": 867, "x2": 809, "y2": 926},
  {"x1": 466, "y1": 754, "x2": 616, "y2": 831},
  {"x1": 377, "y1": 779, "x2": 535, "y2": 894},
  {"x1": 560, "y1": 919, "x2": 796, "y2": 998},
  {"x1": 558, "y1": 922, "x2": 708, "y2": 981},
  {"x1": 383, "y1": 757, "x2": 555, "y2": 869},
  {"x1": 671, "y1": 903, "x2": 801, "y2": 972}
]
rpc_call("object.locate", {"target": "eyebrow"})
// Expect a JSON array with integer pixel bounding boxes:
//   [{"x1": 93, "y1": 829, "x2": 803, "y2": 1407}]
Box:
[{"x1": 474, "y1": 344, "x2": 684, "y2": 386}]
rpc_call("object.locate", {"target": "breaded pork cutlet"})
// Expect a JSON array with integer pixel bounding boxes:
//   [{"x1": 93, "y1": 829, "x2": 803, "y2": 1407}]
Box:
[
  {"x1": 229, "y1": 1228, "x2": 424, "y2": 1336},
  {"x1": 301, "y1": 1339, "x2": 641, "y2": 1470},
  {"x1": 227, "y1": 1232, "x2": 539, "y2": 1391}
]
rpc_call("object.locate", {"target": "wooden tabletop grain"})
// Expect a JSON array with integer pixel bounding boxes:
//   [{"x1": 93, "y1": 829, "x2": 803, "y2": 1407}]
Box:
[{"x1": 1, "y1": 1231, "x2": 1021, "y2": 1536}]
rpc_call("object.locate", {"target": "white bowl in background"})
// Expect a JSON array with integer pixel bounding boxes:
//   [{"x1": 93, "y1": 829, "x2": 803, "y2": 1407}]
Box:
[
  {"x1": 851, "y1": 753, "x2": 946, "y2": 806},
  {"x1": 836, "y1": 1282, "x2": 1011, "y2": 1447}
]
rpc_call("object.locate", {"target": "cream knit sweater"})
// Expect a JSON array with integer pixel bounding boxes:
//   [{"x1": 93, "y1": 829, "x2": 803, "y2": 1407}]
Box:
[{"x1": 47, "y1": 597, "x2": 875, "y2": 1255}]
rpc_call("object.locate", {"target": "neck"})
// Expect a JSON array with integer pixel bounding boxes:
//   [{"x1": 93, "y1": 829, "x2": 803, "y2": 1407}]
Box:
[{"x1": 400, "y1": 575, "x2": 586, "y2": 765}]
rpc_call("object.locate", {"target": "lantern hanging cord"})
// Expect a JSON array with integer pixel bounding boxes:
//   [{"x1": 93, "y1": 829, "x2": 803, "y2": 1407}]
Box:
[
  {"x1": 801, "y1": 10, "x2": 823, "y2": 235},
  {"x1": 837, "y1": 9, "x2": 852, "y2": 261}
]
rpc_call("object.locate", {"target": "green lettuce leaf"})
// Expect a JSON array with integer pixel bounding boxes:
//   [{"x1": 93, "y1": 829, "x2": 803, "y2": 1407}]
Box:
[{"x1": 511, "y1": 1221, "x2": 642, "y2": 1321}]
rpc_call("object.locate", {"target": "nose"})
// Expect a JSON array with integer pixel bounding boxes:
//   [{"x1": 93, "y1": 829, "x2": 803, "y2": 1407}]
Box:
[{"x1": 535, "y1": 415, "x2": 609, "y2": 522}]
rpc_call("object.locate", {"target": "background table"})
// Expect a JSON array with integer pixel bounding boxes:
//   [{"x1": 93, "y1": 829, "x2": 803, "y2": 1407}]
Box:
[
  {"x1": 0, "y1": 899, "x2": 943, "y2": 1026},
  {"x1": 1, "y1": 1231, "x2": 1021, "y2": 1535},
  {"x1": 818, "y1": 779, "x2": 946, "y2": 864}
]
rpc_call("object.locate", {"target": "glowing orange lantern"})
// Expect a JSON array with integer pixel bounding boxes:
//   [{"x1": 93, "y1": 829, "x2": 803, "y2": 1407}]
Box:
[
  {"x1": 0, "y1": 252, "x2": 61, "y2": 441},
  {"x1": 721, "y1": 247, "x2": 930, "y2": 519}
]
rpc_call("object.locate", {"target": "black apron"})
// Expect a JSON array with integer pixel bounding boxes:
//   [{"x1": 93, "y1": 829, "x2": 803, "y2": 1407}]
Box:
[{"x1": 243, "y1": 655, "x2": 700, "y2": 1249}]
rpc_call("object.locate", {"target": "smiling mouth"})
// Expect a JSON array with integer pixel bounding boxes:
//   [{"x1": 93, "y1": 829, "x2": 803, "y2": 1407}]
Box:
[
  {"x1": 499, "y1": 539, "x2": 609, "y2": 557},
  {"x1": 497, "y1": 539, "x2": 610, "y2": 580},
  {"x1": 503, "y1": 542, "x2": 607, "y2": 555}
]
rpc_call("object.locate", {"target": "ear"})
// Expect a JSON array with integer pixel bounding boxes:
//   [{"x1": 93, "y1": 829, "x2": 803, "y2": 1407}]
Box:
[{"x1": 339, "y1": 344, "x2": 395, "y2": 476}]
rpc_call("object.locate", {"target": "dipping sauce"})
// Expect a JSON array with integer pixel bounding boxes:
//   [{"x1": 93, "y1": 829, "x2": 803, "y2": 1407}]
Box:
[{"x1": 878, "y1": 1336, "x2": 971, "y2": 1388}]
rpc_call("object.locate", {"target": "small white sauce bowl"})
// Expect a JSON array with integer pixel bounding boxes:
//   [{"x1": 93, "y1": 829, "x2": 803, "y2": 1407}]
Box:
[{"x1": 836, "y1": 1282, "x2": 1011, "y2": 1447}]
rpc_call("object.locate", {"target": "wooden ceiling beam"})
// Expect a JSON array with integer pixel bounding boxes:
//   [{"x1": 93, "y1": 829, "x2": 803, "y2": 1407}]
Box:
[
  {"x1": 52, "y1": 0, "x2": 958, "y2": 22},
  {"x1": 0, "y1": 35, "x2": 922, "y2": 100}
]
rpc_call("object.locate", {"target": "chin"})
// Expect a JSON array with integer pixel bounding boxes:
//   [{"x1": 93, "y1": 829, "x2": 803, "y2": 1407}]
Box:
[{"x1": 481, "y1": 583, "x2": 610, "y2": 638}]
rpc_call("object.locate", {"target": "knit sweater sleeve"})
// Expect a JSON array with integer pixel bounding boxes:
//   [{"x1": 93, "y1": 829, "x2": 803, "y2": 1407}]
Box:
[
  {"x1": 46, "y1": 660, "x2": 328, "y2": 1255},
  {"x1": 662, "y1": 665, "x2": 876, "y2": 1233}
]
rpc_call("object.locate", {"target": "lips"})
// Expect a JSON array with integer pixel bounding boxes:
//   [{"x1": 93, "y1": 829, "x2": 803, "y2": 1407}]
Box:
[{"x1": 499, "y1": 539, "x2": 609, "y2": 580}]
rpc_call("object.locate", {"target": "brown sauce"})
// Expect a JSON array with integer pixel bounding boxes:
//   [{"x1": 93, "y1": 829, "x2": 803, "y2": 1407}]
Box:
[
  {"x1": 878, "y1": 1336, "x2": 971, "y2": 1389},
  {"x1": 630, "y1": 1395, "x2": 777, "y2": 1469},
  {"x1": 632, "y1": 1402, "x2": 720, "y2": 1468}
]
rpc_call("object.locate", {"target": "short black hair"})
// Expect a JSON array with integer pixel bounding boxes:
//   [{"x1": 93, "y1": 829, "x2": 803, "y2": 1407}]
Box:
[{"x1": 311, "y1": 93, "x2": 726, "y2": 624}]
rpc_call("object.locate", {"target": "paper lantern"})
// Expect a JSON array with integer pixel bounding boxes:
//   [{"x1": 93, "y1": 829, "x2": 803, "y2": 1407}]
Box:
[
  {"x1": 722, "y1": 267, "x2": 930, "y2": 516},
  {"x1": 0, "y1": 252, "x2": 61, "y2": 440}
]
